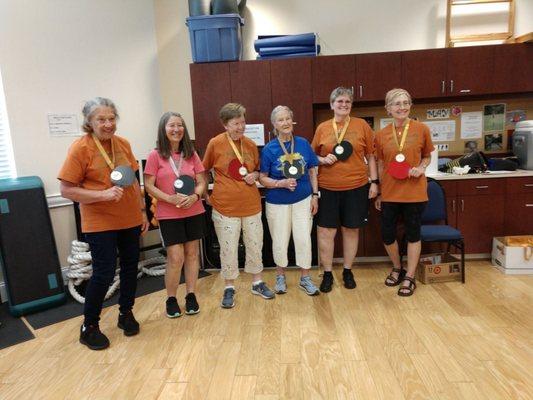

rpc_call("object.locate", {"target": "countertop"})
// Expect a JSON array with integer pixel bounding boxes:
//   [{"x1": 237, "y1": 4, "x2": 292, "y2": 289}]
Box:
[{"x1": 427, "y1": 169, "x2": 533, "y2": 180}]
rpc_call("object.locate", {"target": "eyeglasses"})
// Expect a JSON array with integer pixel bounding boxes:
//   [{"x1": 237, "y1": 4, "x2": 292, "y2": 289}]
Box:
[
  {"x1": 95, "y1": 117, "x2": 116, "y2": 125},
  {"x1": 389, "y1": 101, "x2": 411, "y2": 108}
]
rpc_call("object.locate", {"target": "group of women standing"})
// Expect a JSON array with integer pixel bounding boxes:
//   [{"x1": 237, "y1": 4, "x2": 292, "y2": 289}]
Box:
[{"x1": 59, "y1": 86, "x2": 433, "y2": 350}]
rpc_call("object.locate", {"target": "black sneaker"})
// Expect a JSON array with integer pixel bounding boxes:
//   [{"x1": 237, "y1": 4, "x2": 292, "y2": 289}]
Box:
[
  {"x1": 79, "y1": 324, "x2": 110, "y2": 350},
  {"x1": 343, "y1": 268, "x2": 357, "y2": 289},
  {"x1": 117, "y1": 310, "x2": 140, "y2": 336},
  {"x1": 185, "y1": 293, "x2": 200, "y2": 315},
  {"x1": 320, "y1": 272, "x2": 334, "y2": 293},
  {"x1": 166, "y1": 297, "x2": 182, "y2": 318}
]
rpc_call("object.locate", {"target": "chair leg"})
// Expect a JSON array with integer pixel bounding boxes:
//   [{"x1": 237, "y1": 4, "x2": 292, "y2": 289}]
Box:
[{"x1": 460, "y1": 240, "x2": 465, "y2": 284}]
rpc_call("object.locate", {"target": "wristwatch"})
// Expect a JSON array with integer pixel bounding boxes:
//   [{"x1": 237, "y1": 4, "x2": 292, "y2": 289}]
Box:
[
  {"x1": 370, "y1": 178, "x2": 380, "y2": 184},
  {"x1": 312, "y1": 192, "x2": 320, "y2": 198}
]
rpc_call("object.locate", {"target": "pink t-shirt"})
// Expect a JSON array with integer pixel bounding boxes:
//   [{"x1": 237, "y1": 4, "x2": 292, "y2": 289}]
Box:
[{"x1": 144, "y1": 149, "x2": 205, "y2": 220}]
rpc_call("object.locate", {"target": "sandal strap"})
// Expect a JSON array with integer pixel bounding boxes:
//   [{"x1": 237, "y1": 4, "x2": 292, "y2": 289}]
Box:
[
  {"x1": 401, "y1": 276, "x2": 417, "y2": 288},
  {"x1": 391, "y1": 267, "x2": 402, "y2": 273}
]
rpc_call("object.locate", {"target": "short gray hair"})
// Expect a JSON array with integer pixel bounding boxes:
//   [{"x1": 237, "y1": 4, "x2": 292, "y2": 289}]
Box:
[
  {"x1": 81, "y1": 97, "x2": 119, "y2": 133},
  {"x1": 385, "y1": 88, "x2": 412, "y2": 107},
  {"x1": 270, "y1": 105, "x2": 294, "y2": 133},
  {"x1": 330, "y1": 87, "x2": 354, "y2": 104}
]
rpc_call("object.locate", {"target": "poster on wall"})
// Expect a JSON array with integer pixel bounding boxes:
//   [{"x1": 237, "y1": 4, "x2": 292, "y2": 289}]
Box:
[
  {"x1": 426, "y1": 108, "x2": 450, "y2": 119},
  {"x1": 379, "y1": 118, "x2": 393, "y2": 129},
  {"x1": 460, "y1": 111, "x2": 482, "y2": 139},
  {"x1": 505, "y1": 109, "x2": 527, "y2": 127},
  {"x1": 48, "y1": 114, "x2": 80, "y2": 137},
  {"x1": 483, "y1": 104, "x2": 506, "y2": 132},
  {"x1": 244, "y1": 124, "x2": 265, "y2": 146},
  {"x1": 425, "y1": 120, "x2": 456, "y2": 142},
  {"x1": 484, "y1": 133, "x2": 503, "y2": 151}
]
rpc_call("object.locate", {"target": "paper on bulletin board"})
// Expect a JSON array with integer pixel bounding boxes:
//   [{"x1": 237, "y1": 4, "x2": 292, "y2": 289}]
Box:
[
  {"x1": 48, "y1": 114, "x2": 80, "y2": 136},
  {"x1": 425, "y1": 120, "x2": 455, "y2": 142},
  {"x1": 244, "y1": 124, "x2": 265, "y2": 146},
  {"x1": 379, "y1": 118, "x2": 393, "y2": 129},
  {"x1": 460, "y1": 111, "x2": 482, "y2": 139}
]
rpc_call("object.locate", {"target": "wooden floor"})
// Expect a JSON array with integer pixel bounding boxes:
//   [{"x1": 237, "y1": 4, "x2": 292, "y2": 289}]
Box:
[{"x1": 1, "y1": 261, "x2": 532, "y2": 400}]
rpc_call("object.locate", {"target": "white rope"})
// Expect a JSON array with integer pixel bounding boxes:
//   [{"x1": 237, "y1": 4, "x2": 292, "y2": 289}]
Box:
[{"x1": 66, "y1": 240, "x2": 167, "y2": 304}]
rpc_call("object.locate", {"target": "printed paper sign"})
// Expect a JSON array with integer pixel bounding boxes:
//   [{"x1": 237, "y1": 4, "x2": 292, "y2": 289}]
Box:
[
  {"x1": 244, "y1": 124, "x2": 265, "y2": 146},
  {"x1": 425, "y1": 120, "x2": 456, "y2": 142},
  {"x1": 426, "y1": 108, "x2": 450, "y2": 120},
  {"x1": 460, "y1": 111, "x2": 482, "y2": 139},
  {"x1": 48, "y1": 114, "x2": 80, "y2": 136}
]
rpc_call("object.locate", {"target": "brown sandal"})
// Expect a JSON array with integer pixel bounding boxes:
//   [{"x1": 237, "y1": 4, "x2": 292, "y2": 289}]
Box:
[
  {"x1": 384, "y1": 267, "x2": 406, "y2": 287},
  {"x1": 398, "y1": 276, "x2": 416, "y2": 297}
]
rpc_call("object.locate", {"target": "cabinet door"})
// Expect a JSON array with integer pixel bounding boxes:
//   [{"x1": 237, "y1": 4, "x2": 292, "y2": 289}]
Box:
[
  {"x1": 190, "y1": 63, "x2": 231, "y2": 155},
  {"x1": 504, "y1": 194, "x2": 533, "y2": 235},
  {"x1": 271, "y1": 58, "x2": 314, "y2": 142},
  {"x1": 356, "y1": 52, "x2": 402, "y2": 101},
  {"x1": 312, "y1": 55, "x2": 356, "y2": 103},
  {"x1": 457, "y1": 194, "x2": 505, "y2": 253},
  {"x1": 402, "y1": 49, "x2": 447, "y2": 98},
  {"x1": 229, "y1": 60, "x2": 272, "y2": 140},
  {"x1": 364, "y1": 204, "x2": 387, "y2": 256},
  {"x1": 492, "y1": 44, "x2": 533, "y2": 94},
  {"x1": 447, "y1": 46, "x2": 494, "y2": 96},
  {"x1": 438, "y1": 180, "x2": 458, "y2": 227}
]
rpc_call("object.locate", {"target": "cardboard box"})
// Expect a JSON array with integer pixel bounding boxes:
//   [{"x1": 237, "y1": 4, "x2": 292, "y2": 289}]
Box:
[
  {"x1": 417, "y1": 253, "x2": 462, "y2": 284},
  {"x1": 491, "y1": 236, "x2": 533, "y2": 275}
]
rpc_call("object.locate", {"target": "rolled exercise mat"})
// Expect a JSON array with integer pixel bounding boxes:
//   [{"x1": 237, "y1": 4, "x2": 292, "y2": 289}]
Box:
[
  {"x1": 188, "y1": 0, "x2": 211, "y2": 16},
  {"x1": 258, "y1": 45, "x2": 320, "y2": 57},
  {"x1": 253, "y1": 33, "x2": 316, "y2": 52}
]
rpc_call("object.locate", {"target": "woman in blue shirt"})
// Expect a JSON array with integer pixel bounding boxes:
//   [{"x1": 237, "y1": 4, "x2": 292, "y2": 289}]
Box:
[{"x1": 259, "y1": 105, "x2": 320, "y2": 295}]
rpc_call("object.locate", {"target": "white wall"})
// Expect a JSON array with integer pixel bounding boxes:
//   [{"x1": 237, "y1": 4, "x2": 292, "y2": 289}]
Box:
[
  {"x1": 154, "y1": 0, "x2": 532, "y2": 139},
  {"x1": 0, "y1": 0, "x2": 163, "y2": 273}
]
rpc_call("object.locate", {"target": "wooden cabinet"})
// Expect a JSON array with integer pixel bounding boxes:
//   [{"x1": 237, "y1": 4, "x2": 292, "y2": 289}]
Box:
[
  {"x1": 363, "y1": 203, "x2": 387, "y2": 256},
  {"x1": 402, "y1": 49, "x2": 447, "y2": 98},
  {"x1": 229, "y1": 60, "x2": 272, "y2": 140},
  {"x1": 271, "y1": 58, "x2": 314, "y2": 141},
  {"x1": 504, "y1": 177, "x2": 533, "y2": 235},
  {"x1": 446, "y1": 46, "x2": 494, "y2": 96},
  {"x1": 492, "y1": 43, "x2": 533, "y2": 94},
  {"x1": 190, "y1": 63, "x2": 231, "y2": 155},
  {"x1": 355, "y1": 52, "x2": 402, "y2": 101},
  {"x1": 312, "y1": 55, "x2": 355, "y2": 104}
]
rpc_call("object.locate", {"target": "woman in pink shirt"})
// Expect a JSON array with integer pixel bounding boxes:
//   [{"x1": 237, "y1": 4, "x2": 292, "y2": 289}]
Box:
[{"x1": 144, "y1": 112, "x2": 207, "y2": 318}]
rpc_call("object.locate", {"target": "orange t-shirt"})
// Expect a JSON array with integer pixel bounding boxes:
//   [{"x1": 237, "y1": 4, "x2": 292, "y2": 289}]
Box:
[
  {"x1": 375, "y1": 120, "x2": 435, "y2": 203},
  {"x1": 311, "y1": 117, "x2": 375, "y2": 191},
  {"x1": 58, "y1": 134, "x2": 143, "y2": 233},
  {"x1": 202, "y1": 132, "x2": 261, "y2": 217}
]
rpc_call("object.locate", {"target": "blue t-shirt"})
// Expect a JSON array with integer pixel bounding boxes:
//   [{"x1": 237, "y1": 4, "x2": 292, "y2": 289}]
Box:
[{"x1": 260, "y1": 136, "x2": 319, "y2": 204}]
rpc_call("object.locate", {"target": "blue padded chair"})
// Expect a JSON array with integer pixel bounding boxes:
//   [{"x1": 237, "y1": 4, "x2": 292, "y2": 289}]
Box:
[{"x1": 420, "y1": 178, "x2": 465, "y2": 283}]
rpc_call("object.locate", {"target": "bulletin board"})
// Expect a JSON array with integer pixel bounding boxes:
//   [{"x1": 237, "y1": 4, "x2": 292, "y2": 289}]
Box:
[{"x1": 314, "y1": 97, "x2": 533, "y2": 156}]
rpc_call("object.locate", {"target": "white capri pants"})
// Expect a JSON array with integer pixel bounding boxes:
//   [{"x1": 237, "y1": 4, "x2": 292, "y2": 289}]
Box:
[
  {"x1": 212, "y1": 209, "x2": 264, "y2": 280},
  {"x1": 265, "y1": 195, "x2": 313, "y2": 269}
]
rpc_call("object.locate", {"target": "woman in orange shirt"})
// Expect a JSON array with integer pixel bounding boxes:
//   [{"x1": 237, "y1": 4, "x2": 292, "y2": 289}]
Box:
[
  {"x1": 375, "y1": 88, "x2": 434, "y2": 296},
  {"x1": 311, "y1": 87, "x2": 379, "y2": 293}
]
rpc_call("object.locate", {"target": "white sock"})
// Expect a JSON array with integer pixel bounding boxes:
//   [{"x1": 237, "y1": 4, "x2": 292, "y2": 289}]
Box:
[
  {"x1": 252, "y1": 280, "x2": 263, "y2": 286},
  {"x1": 225, "y1": 285, "x2": 235, "y2": 290}
]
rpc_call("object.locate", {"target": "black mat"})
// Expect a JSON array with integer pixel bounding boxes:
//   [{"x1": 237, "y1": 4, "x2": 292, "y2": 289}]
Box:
[
  {"x1": 25, "y1": 270, "x2": 211, "y2": 330},
  {"x1": 0, "y1": 303, "x2": 35, "y2": 350}
]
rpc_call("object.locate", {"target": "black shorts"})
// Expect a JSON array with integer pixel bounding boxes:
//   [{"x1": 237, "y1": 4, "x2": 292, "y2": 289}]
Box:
[
  {"x1": 317, "y1": 184, "x2": 370, "y2": 229},
  {"x1": 158, "y1": 213, "x2": 207, "y2": 247},
  {"x1": 381, "y1": 202, "x2": 427, "y2": 245}
]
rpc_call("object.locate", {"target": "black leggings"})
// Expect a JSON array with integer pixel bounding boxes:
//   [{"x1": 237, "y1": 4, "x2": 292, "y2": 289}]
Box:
[{"x1": 381, "y1": 202, "x2": 427, "y2": 245}]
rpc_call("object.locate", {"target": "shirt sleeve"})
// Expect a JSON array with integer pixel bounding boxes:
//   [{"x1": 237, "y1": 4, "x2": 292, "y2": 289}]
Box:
[
  {"x1": 202, "y1": 139, "x2": 215, "y2": 171},
  {"x1": 363, "y1": 121, "x2": 375, "y2": 157},
  {"x1": 252, "y1": 144, "x2": 260, "y2": 171},
  {"x1": 421, "y1": 123, "x2": 435, "y2": 157},
  {"x1": 192, "y1": 152, "x2": 206, "y2": 174},
  {"x1": 310, "y1": 126, "x2": 321, "y2": 153},
  {"x1": 121, "y1": 138, "x2": 139, "y2": 172},
  {"x1": 375, "y1": 131, "x2": 384, "y2": 161},
  {"x1": 259, "y1": 144, "x2": 273, "y2": 173},
  {"x1": 57, "y1": 141, "x2": 86, "y2": 185},
  {"x1": 143, "y1": 150, "x2": 159, "y2": 176},
  {"x1": 304, "y1": 139, "x2": 319, "y2": 167}
]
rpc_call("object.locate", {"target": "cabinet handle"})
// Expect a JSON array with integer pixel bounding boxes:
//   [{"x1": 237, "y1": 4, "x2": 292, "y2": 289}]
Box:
[
  {"x1": 475, "y1": 185, "x2": 489, "y2": 189},
  {"x1": 441, "y1": 80, "x2": 445, "y2": 94},
  {"x1": 351, "y1": 86, "x2": 354, "y2": 95},
  {"x1": 460, "y1": 199, "x2": 464, "y2": 212},
  {"x1": 460, "y1": 89, "x2": 471, "y2": 93},
  {"x1": 526, "y1": 204, "x2": 533, "y2": 207},
  {"x1": 452, "y1": 199, "x2": 456, "y2": 213},
  {"x1": 359, "y1": 85, "x2": 363, "y2": 98},
  {"x1": 450, "y1": 80, "x2": 454, "y2": 93},
  {"x1": 524, "y1": 184, "x2": 533, "y2": 187}
]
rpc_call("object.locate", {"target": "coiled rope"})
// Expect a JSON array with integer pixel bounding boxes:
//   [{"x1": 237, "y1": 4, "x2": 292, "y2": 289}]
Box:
[{"x1": 66, "y1": 240, "x2": 167, "y2": 304}]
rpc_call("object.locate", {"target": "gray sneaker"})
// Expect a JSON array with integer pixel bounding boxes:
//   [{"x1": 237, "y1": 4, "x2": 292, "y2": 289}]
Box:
[
  {"x1": 221, "y1": 288, "x2": 235, "y2": 308},
  {"x1": 299, "y1": 276, "x2": 320, "y2": 296},
  {"x1": 275, "y1": 274, "x2": 287, "y2": 294},
  {"x1": 251, "y1": 282, "x2": 275, "y2": 299}
]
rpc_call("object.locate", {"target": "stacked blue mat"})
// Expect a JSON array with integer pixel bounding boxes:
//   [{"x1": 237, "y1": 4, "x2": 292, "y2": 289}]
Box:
[{"x1": 255, "y1": 32, "x2": 320, "y2": 60}]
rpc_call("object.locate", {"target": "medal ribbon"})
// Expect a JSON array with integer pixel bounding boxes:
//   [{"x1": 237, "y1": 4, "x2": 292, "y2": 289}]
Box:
[
  {"x1": 226, "y1": 133, "x2": 245, "y2": 166},
  {"x1": 332, "y1": 116, "x2": 350, "y2": 144},
  {"x1": 391, "y1": 120, "x2": 411, "y2": 154},
  {"x1": 169, "y1": 152, "x2": 184, "y2": 179},
  {"x1": 92, "y1": 134, "x2": 115, "y2": 170},
  {"x1": 276, "y1": 135, "x2": 295, "y2": 165}
]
